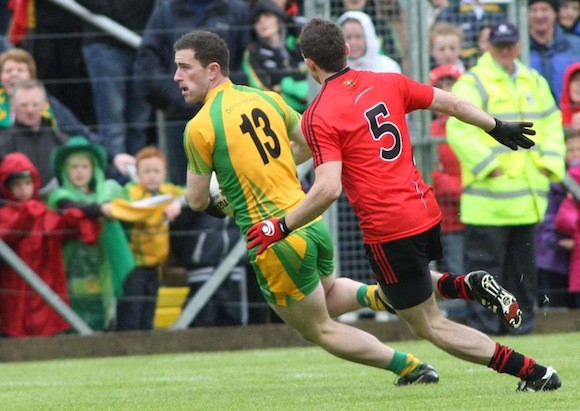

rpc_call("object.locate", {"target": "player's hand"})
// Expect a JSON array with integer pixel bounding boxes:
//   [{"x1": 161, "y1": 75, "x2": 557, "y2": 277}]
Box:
[
  {"x1": 486, "y1": 118, "x2": 536, "y2": 150},
  {"x1": 246, "y1": 217, "x2": 291, "y2": 255}
]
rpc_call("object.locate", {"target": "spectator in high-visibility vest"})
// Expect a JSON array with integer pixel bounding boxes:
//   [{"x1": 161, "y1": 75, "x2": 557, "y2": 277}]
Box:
[{"x1": 447, "y1": 21, "x2": 566, "y2": 335}]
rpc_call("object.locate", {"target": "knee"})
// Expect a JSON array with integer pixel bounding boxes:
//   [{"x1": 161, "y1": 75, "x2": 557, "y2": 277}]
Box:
[
  {"x1": 406, "y1": 322, "x2": 432, "y2": 340},
  {"x1": 295, "y1": 321, "x2": 333, "y2": 346}
]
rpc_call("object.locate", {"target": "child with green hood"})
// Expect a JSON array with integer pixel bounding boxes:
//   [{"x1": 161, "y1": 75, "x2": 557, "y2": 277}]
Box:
[{"x1": 48, "y1": 136, "x2": 134, "y2": 331}]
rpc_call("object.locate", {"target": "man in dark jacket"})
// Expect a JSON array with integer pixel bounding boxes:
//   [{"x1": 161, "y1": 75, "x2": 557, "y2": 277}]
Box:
[
  {"x1": 135, "y1": 0, "x2": 252, "y2": 184},
  {"x1": 0, "y1": 79, "x2": 68, "y2": 192},
  {"x1": 77, "y1": 0, "x2": 156, "y2": 160}
]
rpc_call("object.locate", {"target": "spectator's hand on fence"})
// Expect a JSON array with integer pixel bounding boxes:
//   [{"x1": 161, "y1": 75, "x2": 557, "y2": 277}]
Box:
[
  {"x1": 246, "y1": 217, "x2": 291, "y2": 255},
  {"x1": 113, "y1": 153, "x2": 136, "y2": 178},
  {"x1": 486, "y1": 118, "x2": 536, "y2": 150},
  {"x1": 101, "y1": 202, "x2": 112, "y2": 217}
]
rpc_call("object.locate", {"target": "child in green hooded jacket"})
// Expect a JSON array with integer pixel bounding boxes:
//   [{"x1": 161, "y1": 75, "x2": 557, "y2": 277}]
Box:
[{"x1": 48, "y1": 136, "x2": 134, "y2": 331}]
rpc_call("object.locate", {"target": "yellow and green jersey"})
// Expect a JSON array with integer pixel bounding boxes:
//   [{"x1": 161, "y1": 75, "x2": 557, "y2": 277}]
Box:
[
  {"x1": 119, "y1": 182, "x2": 184, "y2": 267},
  {"x1": 184, "y1": 81, "x2": 304, "y2": 233}
]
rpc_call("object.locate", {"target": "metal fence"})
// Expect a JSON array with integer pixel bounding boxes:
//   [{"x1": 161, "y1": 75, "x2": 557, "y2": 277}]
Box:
[{"x1": 0, "y1": 0, "x2": 533, "y2": 331}]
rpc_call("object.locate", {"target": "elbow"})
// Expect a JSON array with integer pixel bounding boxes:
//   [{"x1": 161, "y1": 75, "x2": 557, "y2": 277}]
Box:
[
  {"x1": 319, "y1": 179, "x2": 342, "y2": 203},
  {"x1": 185, "y1": 192, "x2": 208, "y2": 211},
  {"x1": 447, "y1": 96, "x2": 464, "y2": 118}
]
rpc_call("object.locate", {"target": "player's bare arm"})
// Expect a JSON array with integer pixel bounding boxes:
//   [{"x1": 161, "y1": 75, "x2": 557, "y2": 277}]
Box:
[
  {"x1": 285, "y1": 161, "x2": 342, "y2": 230},
  {"x1": 429, "y1": 88, "x2": 536, "y2": 150},
  {"x1": 289, "y1": 118, "x2": 312, "y2": 165},
  {"x1": 429, "y1": 88, "x2": 495, "y2": 131},
  {"x1": 185, "y1": 170, "x2": 211, "y2": 211},
  {"x1": 246, "y1": 161, "x2": 342, "y2": 254}
]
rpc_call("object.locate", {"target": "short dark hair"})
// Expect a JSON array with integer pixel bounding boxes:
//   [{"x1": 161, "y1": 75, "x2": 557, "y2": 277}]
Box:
[
  {"x1": 174, "y1": 30, "x2": 230, "y2": 76},
  {"x1": 299, "y1": 18, "x2": 347, "y2": 72}
]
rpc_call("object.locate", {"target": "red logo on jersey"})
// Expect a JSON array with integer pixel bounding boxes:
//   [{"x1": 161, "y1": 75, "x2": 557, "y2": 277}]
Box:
[{"x1": 343, "y1": 79, "x2": 356, "y2": 87}]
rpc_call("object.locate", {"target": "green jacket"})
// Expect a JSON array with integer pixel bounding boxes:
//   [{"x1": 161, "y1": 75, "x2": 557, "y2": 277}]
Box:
[
  {"x1": 446, "y1": 52, "x2": 565, "y2": 226},
  {"x1": 47, "y1": 136, "x2": 134, "y2": 330}
]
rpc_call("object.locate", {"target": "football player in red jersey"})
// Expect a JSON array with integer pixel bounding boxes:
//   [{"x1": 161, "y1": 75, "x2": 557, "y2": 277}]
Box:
[{"x1": 247, "y1": 18, "x2": 560, "y2": 392}]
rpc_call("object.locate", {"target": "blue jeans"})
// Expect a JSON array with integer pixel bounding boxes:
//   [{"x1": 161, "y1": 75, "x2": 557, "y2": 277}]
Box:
[{"x1": 82, "y1": 43, "x2": 151, "y2": 156}]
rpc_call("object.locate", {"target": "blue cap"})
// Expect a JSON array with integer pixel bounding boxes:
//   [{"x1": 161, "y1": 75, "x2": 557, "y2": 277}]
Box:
[{"x1": 489, "y1": 21, "x2": 520, "y2": 45}]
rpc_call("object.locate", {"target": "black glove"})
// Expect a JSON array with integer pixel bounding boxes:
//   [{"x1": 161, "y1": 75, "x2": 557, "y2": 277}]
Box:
[
  {"x1": 486, "y1": 118, "x2": 536, "y2": 150},
  {"x1": 205, "y1": 198, "x2": 227, "y2": 219}
]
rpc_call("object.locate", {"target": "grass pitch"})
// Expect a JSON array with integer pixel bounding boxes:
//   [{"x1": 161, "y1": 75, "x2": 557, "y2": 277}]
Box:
[{"x1": 0, "y1": 331, "x2": 577, "y2": 410}]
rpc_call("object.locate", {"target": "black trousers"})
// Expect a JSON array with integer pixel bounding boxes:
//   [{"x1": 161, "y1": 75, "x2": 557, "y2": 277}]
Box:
[
  {"x1": 464, "y1": 224, "x2": 537, "y2": 335},
  {"x1": 116, "y1": 266, "x2": 160, "y2": 331}
]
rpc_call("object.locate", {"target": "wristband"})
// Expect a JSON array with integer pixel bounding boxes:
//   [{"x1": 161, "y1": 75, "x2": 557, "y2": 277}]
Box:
[
  {"x1": 279, "y1": 216, "x2": 291, "y2": 235},
  {"x1": 487, "y1": 118, "x2": 501, "y2": 136}
]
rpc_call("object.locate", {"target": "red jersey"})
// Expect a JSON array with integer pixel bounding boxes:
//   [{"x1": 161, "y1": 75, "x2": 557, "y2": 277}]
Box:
[{"x1": 302, "y1": 68, "x2": 441, "y2": 244}]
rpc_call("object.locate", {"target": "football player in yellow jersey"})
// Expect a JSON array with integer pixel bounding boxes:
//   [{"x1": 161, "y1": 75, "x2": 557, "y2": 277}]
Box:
[{"x1": 174, "y1": 29, "x2": 438, "y2": 386}]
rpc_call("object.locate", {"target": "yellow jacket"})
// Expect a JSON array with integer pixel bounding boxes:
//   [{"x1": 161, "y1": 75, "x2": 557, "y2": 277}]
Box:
[
  {"x1": 111, "y1": 182, "x2": 184, "y2": 267},
  {"x1": 446, "y1": 52, "x2": 565, "y2": 225}
]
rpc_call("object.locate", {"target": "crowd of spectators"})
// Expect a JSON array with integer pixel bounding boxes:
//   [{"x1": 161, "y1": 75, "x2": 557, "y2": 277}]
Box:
[{"x1": 0, "y1": 0, "x2": 578, "y2": 338}]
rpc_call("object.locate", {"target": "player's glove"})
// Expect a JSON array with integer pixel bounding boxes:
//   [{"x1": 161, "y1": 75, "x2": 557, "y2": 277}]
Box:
[
  {"x1": 246, "y1": 217, "x2": 291, "y2": 255},
  {"x1": 486, "y1": 118, "x2": 536, "y2": 150}
]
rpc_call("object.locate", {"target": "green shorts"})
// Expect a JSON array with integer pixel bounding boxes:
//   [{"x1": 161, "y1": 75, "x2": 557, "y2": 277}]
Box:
[{"x1": 249, "y1": 219, "x2": 334, "y2": 306}]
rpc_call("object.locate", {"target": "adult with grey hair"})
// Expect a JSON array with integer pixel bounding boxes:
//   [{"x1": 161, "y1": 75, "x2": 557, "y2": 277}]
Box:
[
  {"x1": 529, "y1": 0, "x2": 580, "y2": 102},
  {"x1": 447, "y1": 21, "x2": 565, "y2": 336},
  {"x1": 0, "y1": 79, "x2": 69, "y2": 193}
]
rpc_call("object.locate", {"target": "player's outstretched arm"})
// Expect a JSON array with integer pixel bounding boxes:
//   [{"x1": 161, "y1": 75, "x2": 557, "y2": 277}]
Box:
[{"x1": 429, "y1": 88, "x2": 536, "y2": 150}]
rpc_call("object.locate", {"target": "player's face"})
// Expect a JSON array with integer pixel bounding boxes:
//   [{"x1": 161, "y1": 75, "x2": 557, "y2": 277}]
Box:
[
  {"x1": 137, "y1": 156, "x2": 166, "y2": 192},
  {"x1": 9, "y1": 177, "x2": 34, "y2": 201},
  {"x1": 174, "y1": 49, "x2": 212, "y2": 104},
  {"x1": 431, "y1": 34, "x2": 461, "y2": 66},
  {"x1": 66, "y1": 155, "x2": 93, "y2": 189},
  {"x1": 342, "y1": 21, "x2": 366, "y2": 59}
]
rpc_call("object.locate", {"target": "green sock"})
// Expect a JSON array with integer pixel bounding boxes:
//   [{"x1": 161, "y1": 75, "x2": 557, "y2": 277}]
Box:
[
  {"x1": 356, "y1": 284, "x2": 370, "y2": 307},
  {"x1": 356, "y1": 284, "x2": 387, "y2": 311},
  {"x1": 387, "y1": 350, "x2": 421, "y2": 376}
]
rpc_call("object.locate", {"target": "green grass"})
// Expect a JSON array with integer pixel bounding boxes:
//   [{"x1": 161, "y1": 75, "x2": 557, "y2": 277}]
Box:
[{"x1": 0, "y1": 332, "x2": 577, "y2": 410}]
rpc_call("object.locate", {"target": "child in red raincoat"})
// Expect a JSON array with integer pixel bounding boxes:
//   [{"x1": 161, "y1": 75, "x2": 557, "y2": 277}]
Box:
[{"x1": 0, "y1": 152, "x2": 100, "y2": 337}]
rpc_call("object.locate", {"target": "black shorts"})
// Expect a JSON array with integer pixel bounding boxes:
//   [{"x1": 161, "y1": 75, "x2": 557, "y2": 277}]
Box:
[{"x1": 364, "y1": 224, "x2": 443, "y2": 310}]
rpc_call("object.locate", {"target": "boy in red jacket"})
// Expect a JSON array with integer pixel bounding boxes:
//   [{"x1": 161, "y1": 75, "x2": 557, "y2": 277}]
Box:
[{"x1": 0, "y1": 153, "x2": 100, "y2": 337}]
